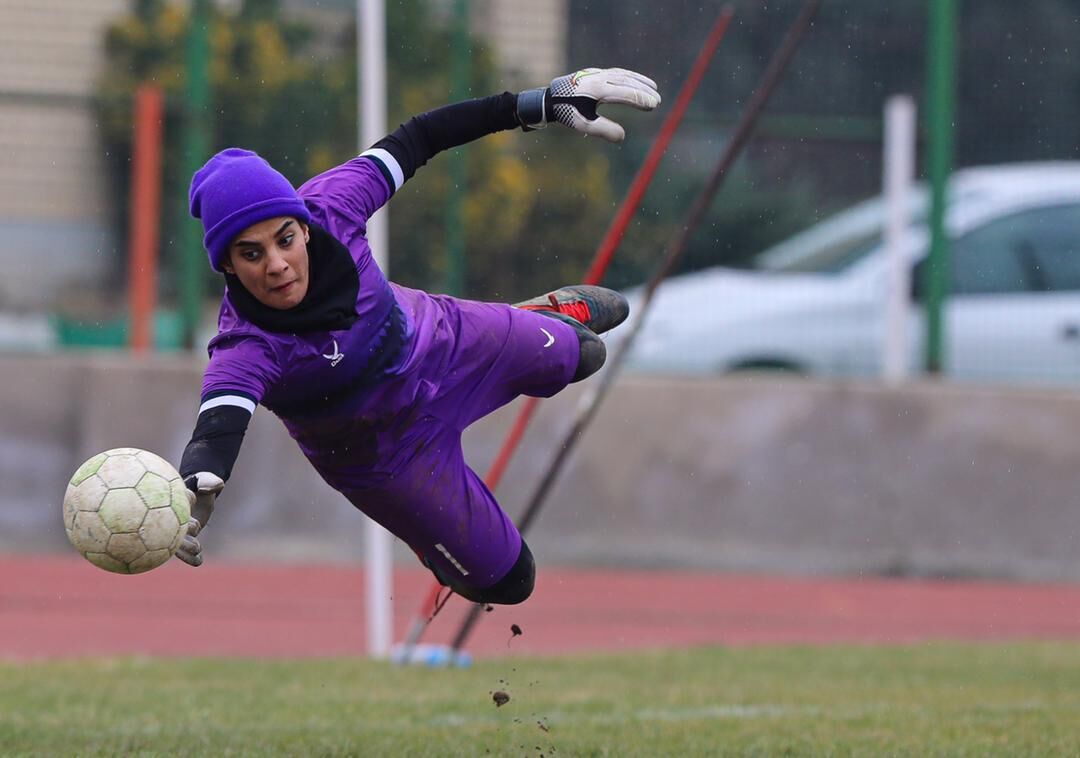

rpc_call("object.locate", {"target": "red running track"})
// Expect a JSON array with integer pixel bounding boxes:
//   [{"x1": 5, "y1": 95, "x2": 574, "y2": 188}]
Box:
[{"x1": 4, "y1": 555, "x2": 1080, "y2": 660}]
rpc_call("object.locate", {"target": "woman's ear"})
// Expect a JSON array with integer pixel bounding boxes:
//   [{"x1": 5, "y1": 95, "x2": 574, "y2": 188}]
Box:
[{"x1": 301, "y1": 222, "x2": 310, "y2": 243}]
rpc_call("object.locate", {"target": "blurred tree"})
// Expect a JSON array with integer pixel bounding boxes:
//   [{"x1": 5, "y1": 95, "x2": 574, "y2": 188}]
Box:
[
  {"x1": 97, "y1": 0, "x2": 620, "y2": 304},
  {"x1": 98, "y1": 0, "x2": 351, "y2": 301}
]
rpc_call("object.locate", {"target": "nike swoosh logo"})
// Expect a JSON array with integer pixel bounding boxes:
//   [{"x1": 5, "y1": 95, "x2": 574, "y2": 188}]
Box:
[{"x1": 540, "y1": 327, "x2": 555, "y2": 348}]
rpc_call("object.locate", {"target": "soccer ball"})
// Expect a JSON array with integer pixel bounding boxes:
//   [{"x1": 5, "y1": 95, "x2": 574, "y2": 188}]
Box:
[{"x1": 62, "y1": 448, "x2": 191, "y2": 574}]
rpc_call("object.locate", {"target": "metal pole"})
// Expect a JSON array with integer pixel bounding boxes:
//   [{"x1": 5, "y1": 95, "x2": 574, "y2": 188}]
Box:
[
  {"x1": 923, "y1": 0, "x2": 957, "y2": 374},
  {"x1": 360, "y1": 0, "x2": 389, "y2": 274},
  {"x1": 445, "y1": 0, "x2": 469, "y2": 295},
  {"x1": 179, "y1": 0, "x2": 211, "y2": 350},
  {"x1": 881, "y1": 94, "x2": 916, "y2": 384},
  {"x1": 358, "y1": 0, "x2": 393, "y2": 659}
]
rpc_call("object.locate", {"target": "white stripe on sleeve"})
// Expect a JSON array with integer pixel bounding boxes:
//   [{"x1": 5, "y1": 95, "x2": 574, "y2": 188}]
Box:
[
  {"x1": 360, "y1": 148, "x2": 405, "y2": 191},
  {"x1": 199, "y1": 395, "x2": 256, "y2": 415}
]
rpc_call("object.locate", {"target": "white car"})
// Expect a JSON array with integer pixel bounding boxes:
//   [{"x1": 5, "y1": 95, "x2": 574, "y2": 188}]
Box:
[{"x1": 622, "y1": 162, "x2": 1080, "y2": 386}]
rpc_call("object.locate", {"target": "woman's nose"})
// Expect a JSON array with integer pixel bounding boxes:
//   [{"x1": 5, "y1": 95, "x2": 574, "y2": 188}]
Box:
[{"x1": 265, "y1": 248, "x2": 289, "y2": 273}]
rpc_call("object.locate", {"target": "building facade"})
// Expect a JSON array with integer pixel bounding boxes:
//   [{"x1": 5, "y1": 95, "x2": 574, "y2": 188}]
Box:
[
  {"x1": 0, "y1": 0, "x2": 127, "y2": 314},
  {"x1": 471, "y1": 0, "x2": 568, "y2": 87}
]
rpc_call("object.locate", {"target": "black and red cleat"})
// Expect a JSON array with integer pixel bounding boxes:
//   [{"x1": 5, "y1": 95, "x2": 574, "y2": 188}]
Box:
[{"x1": 513, "y1": 285, "x2": 629, "y2": 335}]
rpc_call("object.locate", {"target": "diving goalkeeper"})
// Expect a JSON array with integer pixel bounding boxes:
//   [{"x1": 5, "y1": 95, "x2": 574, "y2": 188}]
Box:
[{"x1": 177, "y1": 68, "x2": 660, "y2": 605}]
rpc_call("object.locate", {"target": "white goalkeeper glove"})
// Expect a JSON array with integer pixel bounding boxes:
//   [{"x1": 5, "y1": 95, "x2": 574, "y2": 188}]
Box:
[
  {"x1": 176, "y1": 472, "x2": 224, "y2": 568},
  {"x1": 517, "y1": 67, "x2": 661, "y2": 143}
]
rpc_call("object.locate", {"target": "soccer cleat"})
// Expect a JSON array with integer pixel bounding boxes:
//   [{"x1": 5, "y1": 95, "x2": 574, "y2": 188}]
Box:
[
  {"x1": 514, "y1": 285, "x2": 629, "y2": 335},
  {"x1": 514, "y1": 285, "x2": 625, "y2": 382}
]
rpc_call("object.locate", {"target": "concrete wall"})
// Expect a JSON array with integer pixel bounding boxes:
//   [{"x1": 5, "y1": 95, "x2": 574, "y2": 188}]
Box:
[{"x1": 3, "y1": 353, "x2": 1080, "y2": 581}]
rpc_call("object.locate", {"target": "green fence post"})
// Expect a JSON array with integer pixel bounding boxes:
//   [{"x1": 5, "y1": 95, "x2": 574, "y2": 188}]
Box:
[
  {"x1": 179, "y1": 0, "x2": 211, "y2": 350},
  {"x1": 923, "y1": 0, "x2": 958, "y2": 374}
]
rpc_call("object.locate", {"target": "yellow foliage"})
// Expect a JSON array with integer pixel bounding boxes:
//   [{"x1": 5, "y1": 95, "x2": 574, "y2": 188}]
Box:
[
  {"x1": 156, "y1": 4, "x2": 186, "y2": 40},
  {"x1": 249, "y1": 22, "x2": 297, "y2": 89},
  {"x1": 210, "y1": 23, "x2": 235, "y2": 84},
  {"x1": 465, "y1": 154, "x2": 533, "y2": 249}
]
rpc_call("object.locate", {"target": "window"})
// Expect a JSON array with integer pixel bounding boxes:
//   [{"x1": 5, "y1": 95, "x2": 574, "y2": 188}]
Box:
[
  {"x1": 758, "y1": 188, "x2": 936, "y2": 274},
  {"x1": 947, "y1": 204, "x2": 1080, "y2": 295},
  {"x1": 1015, "y1": 204, "x2": 1080, "y2": 291}
]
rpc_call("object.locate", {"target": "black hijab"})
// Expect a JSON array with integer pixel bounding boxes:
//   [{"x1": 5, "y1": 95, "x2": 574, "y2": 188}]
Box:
[{"x1": 223, "y1": 222, "x2": 359, "y2": 334}]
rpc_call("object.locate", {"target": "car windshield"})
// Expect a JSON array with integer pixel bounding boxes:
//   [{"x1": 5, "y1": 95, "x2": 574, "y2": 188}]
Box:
[{"x1": 756, "y1": 188, "x2": 931, "y2": 274}]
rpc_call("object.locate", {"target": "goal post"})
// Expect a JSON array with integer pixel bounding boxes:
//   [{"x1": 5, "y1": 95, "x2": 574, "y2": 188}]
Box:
[{"x1": 358, "y1": 0, "x2": 393, "y2": 659}]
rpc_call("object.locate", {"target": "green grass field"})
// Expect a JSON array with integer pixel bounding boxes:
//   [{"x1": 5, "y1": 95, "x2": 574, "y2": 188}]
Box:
[{"x1": 3, "y1": 643, "x2": 1080, "y2": 756}]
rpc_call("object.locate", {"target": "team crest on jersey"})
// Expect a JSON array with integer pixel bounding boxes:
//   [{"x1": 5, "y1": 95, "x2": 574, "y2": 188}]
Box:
[{"x1": 322, "y1": 339, "x2": 345, "y2": 367}]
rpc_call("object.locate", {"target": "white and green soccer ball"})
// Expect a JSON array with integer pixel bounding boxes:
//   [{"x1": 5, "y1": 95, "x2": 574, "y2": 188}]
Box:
[{"x1": 62, "y1": 448, "x2": 190, "y2": 574}]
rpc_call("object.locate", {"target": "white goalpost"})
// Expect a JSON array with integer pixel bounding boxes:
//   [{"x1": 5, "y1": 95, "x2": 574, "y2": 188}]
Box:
[
  {"x1": 881, "y1": 94, "x2": 916, "y2": 384},
  {"x1": 358, "y1": 0, "x2": 393, "y2": 659}
]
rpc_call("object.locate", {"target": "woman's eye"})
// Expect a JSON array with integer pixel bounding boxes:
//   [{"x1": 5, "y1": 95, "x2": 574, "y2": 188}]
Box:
[
  {"x1": 280, "y1": 234, "x2": 294, "y2": 247},
  {"x1": 241, "y1": 249, "x2": 260, "y2": 261}
]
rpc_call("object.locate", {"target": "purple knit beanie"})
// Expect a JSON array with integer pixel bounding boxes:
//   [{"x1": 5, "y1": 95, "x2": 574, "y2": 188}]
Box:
[{"x1": 188, "y1": 148, "x2": 311, "y2": 272}]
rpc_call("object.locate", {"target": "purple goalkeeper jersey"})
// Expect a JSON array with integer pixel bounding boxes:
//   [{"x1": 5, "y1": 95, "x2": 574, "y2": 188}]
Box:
[
  {"x1": 203, "y1": 156, "x2": 402, "y2": 405},
  {"x1": 198, "y1": 153, "x2": 580, "y2": 591},
  {"x1": 201, "y1": 154, "x2": 410, "y2": 430},
  {"x1": 200, "y1": 153, "x2": 506, "y2": 466},
  {"x1": 197, "y1": 150, "x2": 582, "y2": 588}
]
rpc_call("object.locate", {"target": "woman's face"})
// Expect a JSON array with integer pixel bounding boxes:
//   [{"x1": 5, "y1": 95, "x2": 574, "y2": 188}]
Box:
[{"x1": 224, "y1": 216, "x2": 310, "y2": 309}]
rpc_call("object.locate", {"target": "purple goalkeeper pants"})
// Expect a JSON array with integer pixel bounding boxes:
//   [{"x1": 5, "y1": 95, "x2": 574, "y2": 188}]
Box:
[{"x1": 292, "y1": 294, "x2": 581, "y2": 593}]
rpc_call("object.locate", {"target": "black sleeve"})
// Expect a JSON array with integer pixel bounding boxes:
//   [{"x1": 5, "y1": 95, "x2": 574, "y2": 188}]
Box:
[
  {"x1": 370, "y1": 91, "x2": 522, "y2": 183},
  {"x1": 178, "y1": 405, "x2": 251, "y2": 482}
]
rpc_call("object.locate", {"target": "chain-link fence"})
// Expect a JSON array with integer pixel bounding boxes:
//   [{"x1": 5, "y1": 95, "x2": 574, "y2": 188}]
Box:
[{"x1": 4, "y1": 0, "x2": 1080, "y2": 383}]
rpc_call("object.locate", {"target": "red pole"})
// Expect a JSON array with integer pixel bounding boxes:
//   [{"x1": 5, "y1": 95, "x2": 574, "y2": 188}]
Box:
[
  {"x1": 128, "y1": 85, "x2": 164, "y2": 353},
  {"x1": 395, "y1": 6, "x2": 737, "y2": 657}
]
